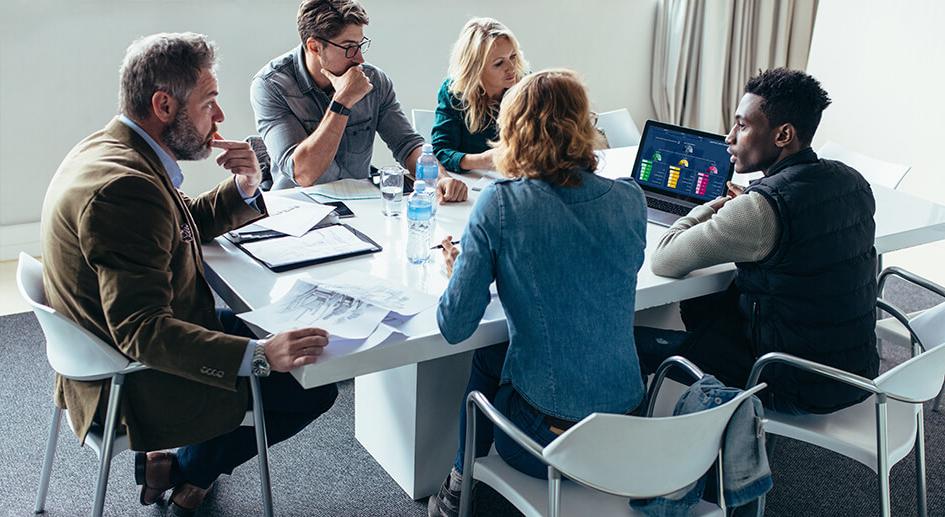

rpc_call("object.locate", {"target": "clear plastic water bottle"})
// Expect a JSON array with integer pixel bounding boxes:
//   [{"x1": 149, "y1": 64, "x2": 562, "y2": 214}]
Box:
[
  {"x1": 416, "y1": 143, "x2": 439, "y2": 185},
  {"x1": 406, "y1": 182, "x2": 434, "y2": 264},
  {"x1": 416, "y1": 144, "x2": 439, "y2": 217}
]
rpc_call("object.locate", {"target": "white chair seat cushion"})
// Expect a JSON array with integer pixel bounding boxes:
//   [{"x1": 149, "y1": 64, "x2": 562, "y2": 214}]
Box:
[
  {"x1": 473, "y1": 454, "x2": 722, "y2": 517},
  {"x1": 763, "y1": 396, "x2": 918, "y2": 473}
]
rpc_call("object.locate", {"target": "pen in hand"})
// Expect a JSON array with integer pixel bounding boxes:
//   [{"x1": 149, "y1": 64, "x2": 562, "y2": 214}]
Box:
[{"x1": 431, "y1": 239, "x2": 460, "y2": 250}]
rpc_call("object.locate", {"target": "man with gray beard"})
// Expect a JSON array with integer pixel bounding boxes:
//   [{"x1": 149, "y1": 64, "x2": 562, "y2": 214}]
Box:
[{"x1": 41, "y1": 33, "x2": 338, "y2": 514}]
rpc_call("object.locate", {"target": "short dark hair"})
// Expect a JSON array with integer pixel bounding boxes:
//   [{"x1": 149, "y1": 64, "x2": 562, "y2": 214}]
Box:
[
  {"x1": 118, "y1": 33, "x2": 216, "y2": 120},
  {"x1": 297, "y1": 0, "x2": 369, "y2": 43},
  {"x1": 744, "y1": 68, "x2": 831, "y2": 145}
]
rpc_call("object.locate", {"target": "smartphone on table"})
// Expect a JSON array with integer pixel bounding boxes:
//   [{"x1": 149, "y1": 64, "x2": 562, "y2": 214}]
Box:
[{"x1": 321, "y1": 201, "x2": 355, "y2": 218}]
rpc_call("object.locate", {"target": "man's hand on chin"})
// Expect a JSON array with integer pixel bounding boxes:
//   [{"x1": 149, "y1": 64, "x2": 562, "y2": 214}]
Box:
[{"x1": 211, "y1": 139, "x2": 262, "y2": 195}]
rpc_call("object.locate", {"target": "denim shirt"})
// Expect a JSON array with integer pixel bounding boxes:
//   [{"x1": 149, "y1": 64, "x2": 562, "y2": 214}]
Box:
[
  {"x1": 437, "y1": 172, "x2": 648, "y2": 421},
  {"x1": 250, "y1": 45, "x2": 424, "y2": 189},
  {"x1": 630, "y1": 376, "x2": 772, "y2": 515}
]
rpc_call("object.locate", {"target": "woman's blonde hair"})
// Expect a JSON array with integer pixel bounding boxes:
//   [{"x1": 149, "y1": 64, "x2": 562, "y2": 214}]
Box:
[
  {"x1": 494, "y1": 69, "x2": 601, "y2": 187},
  {"x1": 447, "y1": 18, "x2": 528, "y2": 134}
]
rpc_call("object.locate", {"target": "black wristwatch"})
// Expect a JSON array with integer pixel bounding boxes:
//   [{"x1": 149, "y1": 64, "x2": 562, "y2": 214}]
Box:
[
  {"x1": 329, "y1": 99, "x2": 351, "y2": 117},
  {"x1": 251, "y1": 343, "x2": 271, "y2": 377}
]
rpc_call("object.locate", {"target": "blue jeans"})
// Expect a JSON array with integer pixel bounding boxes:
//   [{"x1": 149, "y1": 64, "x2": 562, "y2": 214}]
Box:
[
  {"x1": 175, "y1": 310, "x2": 338, "y2": 488},
  {"x1": 452, "y1": 343, "x2": 566, "y2": 479}
]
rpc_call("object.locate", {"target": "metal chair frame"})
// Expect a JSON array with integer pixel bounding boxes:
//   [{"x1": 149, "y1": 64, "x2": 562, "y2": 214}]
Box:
[
  {"x1": 459, "y1": 356, "x2": 763, "y2": 517},
  {"x1": 19, "y1": 253, "x2": 274, "y2": 517},
  {"x1": 746, "y1": 338, "x2": 943, "y2": 517}
]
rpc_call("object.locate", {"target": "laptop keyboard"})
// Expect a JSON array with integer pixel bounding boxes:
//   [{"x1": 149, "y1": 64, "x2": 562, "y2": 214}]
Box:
[{"x1": 646, "y1": 196, "x2": 692, "y2": 216}]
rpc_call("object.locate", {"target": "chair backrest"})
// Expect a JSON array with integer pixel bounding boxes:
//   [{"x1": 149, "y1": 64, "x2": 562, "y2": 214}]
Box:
[
  {"x1": 817, "y1": 141, "x2": 911, "y2": 189},
  {"x1": 909, "y1": 301, "x2": 945, "y2": 351},
  {"x1": 875, "y1": 328, "x2": 945, "y2": 403},
  {"x1": 595, "y1": 109, "x2": 642, "y2": 148},
  {"x1": 246, "y1": 135, "x2": 273, "y2": 191},
  {"x1": 541, "y1": 384, "x2": 765, "y2": 498},
  {"x1": 412, "y1": 109, "x2": 435, "y2": 143},
  {"x1": 16, "y1": 253, "x2": 130, "y2": 381}
]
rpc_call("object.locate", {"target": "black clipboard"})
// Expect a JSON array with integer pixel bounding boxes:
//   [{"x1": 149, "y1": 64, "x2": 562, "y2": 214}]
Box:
[{"x1": 225, "y1": 223, "x2": 382, "y2": 272}]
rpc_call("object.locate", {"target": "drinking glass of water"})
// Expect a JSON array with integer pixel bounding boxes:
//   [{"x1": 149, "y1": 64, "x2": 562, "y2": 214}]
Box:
[{"x1": 380, "y1": 165, "x2": 405, "y2": 216}]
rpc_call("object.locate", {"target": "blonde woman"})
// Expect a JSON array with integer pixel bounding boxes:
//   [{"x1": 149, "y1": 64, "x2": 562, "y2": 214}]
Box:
[
  {"x1": 431, "y1": 18, "x2": 528, "y2": 173},
  {"x1": 427, "y1": 70, "x2": 650, "y2": 517}
]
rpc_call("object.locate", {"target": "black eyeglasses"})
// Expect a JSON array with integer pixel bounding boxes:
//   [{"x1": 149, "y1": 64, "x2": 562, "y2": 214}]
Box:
[{"x1": 317, "y1": 36, "x2": 371, "y2": 59}]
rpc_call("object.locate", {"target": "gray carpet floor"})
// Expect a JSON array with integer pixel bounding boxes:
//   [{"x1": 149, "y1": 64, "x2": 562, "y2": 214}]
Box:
[{"x1": 0, "y1": 276, "x2": 942, "y2": 516}]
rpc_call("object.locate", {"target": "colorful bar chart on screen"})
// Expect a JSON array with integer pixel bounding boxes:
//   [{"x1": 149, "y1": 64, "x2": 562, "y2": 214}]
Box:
[
  {"x1": 640, "y1": 160, "x2": 653, "y2": 181},
  {"x1": 667, "y1": 166, "x2": 680, "y2": 189},
  {"x1": 632, "y1": 123, "x2": 733, "y2": 202},
  {"x1": 695, "y1": 173, "x2": 709, "y2": 196}
]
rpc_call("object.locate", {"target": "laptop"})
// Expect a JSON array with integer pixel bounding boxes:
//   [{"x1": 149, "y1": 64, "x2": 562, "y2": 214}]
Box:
[{"x1": 631, "y1": 120, "x2": 734, "y2": 226}]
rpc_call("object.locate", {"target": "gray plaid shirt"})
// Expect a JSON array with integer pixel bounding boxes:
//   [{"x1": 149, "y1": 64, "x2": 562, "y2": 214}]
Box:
[{"x1": 250, "y1": 45, "x2": 424, "y2": 189}]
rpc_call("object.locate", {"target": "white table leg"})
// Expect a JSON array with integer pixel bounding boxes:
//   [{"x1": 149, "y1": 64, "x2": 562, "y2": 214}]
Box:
[{"x1": 355, "y1": 350, "x2": 473, "y2": 499}]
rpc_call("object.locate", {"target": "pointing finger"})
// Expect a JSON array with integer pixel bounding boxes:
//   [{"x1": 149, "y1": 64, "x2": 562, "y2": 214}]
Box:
[{"x1": 209, "y1": 139, "x2": 250, "y2": 150}]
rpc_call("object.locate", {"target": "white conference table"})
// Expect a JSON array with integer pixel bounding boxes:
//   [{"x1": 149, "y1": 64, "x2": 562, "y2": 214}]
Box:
[{"x1": 202, "y1": 148, "x2": 945, "y2": 498}]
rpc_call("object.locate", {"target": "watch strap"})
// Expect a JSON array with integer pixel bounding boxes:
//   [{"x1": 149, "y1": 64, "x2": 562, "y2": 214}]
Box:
[
  {"x1": 251, "y1": 342, "x2": 271, "y2": 377},
  {"x1": 329, "y1": 99, "x2": 351, "y2": 117}
]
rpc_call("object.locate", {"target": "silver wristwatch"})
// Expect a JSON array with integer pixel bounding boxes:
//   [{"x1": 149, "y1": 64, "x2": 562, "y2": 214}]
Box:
[{"x1": 251, "y1": 343, "x2": 271, "y2": 377}]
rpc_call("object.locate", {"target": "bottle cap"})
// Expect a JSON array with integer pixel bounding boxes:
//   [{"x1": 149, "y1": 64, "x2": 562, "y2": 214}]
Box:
[{"x1": 422, "y1": 143, "x2": 433, "y2": 153}]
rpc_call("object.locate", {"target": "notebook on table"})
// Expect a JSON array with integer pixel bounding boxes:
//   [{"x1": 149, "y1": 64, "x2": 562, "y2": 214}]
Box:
[{"x1": 631, "y1": 120, "x2": 734, "y2": 226}]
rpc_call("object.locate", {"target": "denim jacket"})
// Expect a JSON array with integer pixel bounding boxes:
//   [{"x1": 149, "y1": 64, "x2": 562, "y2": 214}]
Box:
[
  {"x1": 437, "y1": 172, "x2": 648, "y2": 421},
  {"x1": 250, "y1": 45, "x2": 424, "y2": 189},
  {"x1": 630, "y1": 375, "x2": 772, "y2": 515}
]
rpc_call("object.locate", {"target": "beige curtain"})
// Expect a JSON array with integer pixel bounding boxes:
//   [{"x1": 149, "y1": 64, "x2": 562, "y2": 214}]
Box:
[{"x1": 651, "y1": 0, "x2": 819, "y2": 133}]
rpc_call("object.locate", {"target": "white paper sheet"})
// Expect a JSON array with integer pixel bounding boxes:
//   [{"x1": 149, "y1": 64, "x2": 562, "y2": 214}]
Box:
[
  {"x1": 241, "y1": 225, "x2": 373, "y2": 267},
  {"x1": 254, "y1": 194, "x2": 335, "y2": 237},
  {"x1": 316, "y1": 270, "x2": 438, "y2": 315},
  {"x1": 595, "y1": 146, "x2": 638, "y2": 180},
  {"x1": 302, "y1": 178, "x2": 381, "y2": 200},
  {"x1": 238, "y1": 280, "x2": 388, "y2": 339}
]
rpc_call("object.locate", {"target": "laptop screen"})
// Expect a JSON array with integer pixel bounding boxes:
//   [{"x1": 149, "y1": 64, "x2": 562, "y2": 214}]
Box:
[{"x1": 632, "y1": 120, "x2": 734, "y2": 204}]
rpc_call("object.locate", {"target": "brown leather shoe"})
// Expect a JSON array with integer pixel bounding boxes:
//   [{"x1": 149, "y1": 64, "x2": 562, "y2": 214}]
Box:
[
  {"x1": 169, "y1": 482, "x2": 214, "y2": 516},
  {"x1": 134, "y1": 451, "x2": 179, "y2": 506}
]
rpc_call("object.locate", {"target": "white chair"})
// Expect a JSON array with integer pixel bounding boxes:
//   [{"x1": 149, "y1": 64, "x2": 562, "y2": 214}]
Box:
[
  {"x1": 412, "y1": 108, "x2": 435, "y2": 143},
  {"x1": 18, "y1": 253, "x2": 275, "y2": 517},
  {"x1": 876, "y1": 267, "x2": 945, "y2": 411},
  {"x1": 746, "y1": 311, "x2": 945, "y2": 517},
  {"x1": 595, "y1": 109, "x2": 642, "y2": 148},
  {"x1": 817, "y1": 140, "x2": 911, "y2": 189},
  {"x1": 458, "y1": 356, "x2": 767, "y2": 517}
]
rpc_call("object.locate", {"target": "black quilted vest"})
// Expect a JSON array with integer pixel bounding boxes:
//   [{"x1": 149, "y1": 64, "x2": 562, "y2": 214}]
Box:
[{"x1": 738, "y1": 148, "x2": 879, "y2": 413}]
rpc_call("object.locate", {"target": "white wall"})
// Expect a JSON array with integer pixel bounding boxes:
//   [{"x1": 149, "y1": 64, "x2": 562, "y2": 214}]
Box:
[
  {"x1": 806, "y1": 0, "x2": 945, "y2": 284},
  {"x1": 0, "y1": 0, "x2": 659, "y2": 257}
]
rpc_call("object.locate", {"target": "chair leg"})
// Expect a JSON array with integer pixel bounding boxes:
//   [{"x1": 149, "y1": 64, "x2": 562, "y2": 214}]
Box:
[
  {"x1": 34, "y1": 406, "x2": 62, "y2": 514},
  {"x1": 459, "y1": 397, "x2": 478, "y2": 517},
  {"x1": 876, "y1": 254, "x2": 884, "y2": 359},
  {"x1": 250, "y1": 375, "x2": 274, "y2": 517},
  {"x1": 92, "y1": 374, "x2": 124, "y2": 517},
  {"x1": 915, "y1": 407, "x2": 927, "y2": 517},
  {"x1": 547, "y1": 466, "x2": 562, "y2": 517},
  {"x1": 716, "y1": 450, "x2": 727, "y2": 513},
  {"x1": 875, "y1": 397, "x2": 891, "y2": 517}
]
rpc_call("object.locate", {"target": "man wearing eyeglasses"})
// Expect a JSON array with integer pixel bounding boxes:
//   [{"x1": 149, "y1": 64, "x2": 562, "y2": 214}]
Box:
[{"x1": 251, "y1": 0, "x2": 468, "y2": 202}]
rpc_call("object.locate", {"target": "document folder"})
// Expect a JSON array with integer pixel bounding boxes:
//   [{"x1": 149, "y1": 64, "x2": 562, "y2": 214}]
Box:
[{"x1": 225, "y1": 223, "x2": 382, "y2": 272}]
